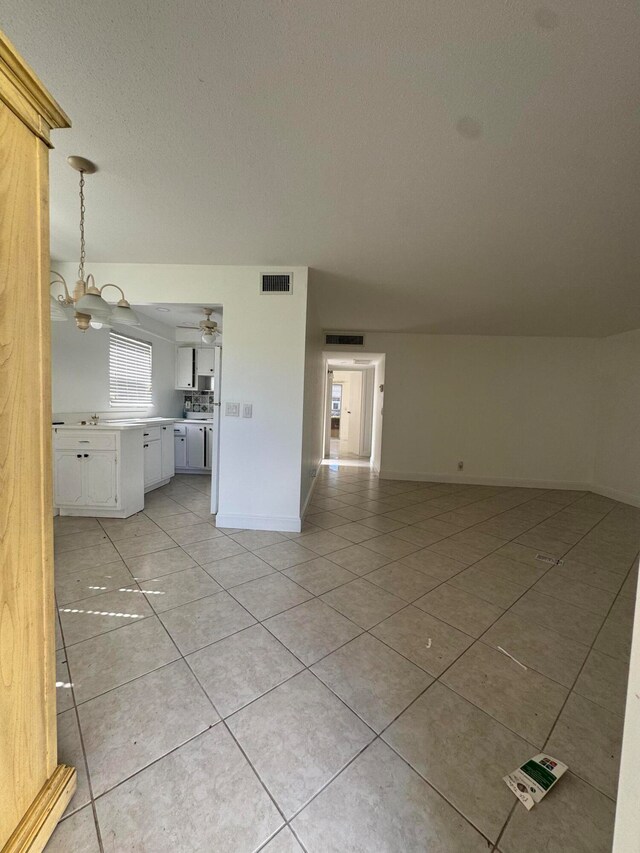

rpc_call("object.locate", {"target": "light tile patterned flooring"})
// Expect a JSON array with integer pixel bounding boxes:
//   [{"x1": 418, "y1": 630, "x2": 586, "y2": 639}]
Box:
[{"x1": 48, "y1": 468, "x2": 639, "y2": 852}]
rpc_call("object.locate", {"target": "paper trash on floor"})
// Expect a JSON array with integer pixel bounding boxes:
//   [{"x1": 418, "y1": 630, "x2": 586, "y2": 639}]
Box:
[{"x1": 504, "y1": 754, "x2": 568, "y2": 810}]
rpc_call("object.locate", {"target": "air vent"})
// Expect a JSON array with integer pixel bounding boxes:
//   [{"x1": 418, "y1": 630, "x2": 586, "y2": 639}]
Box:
[
  {"x1": 260, "y1": 273, "x2": 292, "y2": 294},
  {"x1": 324, "y1": 332, "x2": 365, "y2": 347}
]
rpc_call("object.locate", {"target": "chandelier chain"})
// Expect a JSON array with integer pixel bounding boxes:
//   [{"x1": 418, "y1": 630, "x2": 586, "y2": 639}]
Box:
[{"x1": 78, "y1": 170, "x2": 86, "y2": 281}]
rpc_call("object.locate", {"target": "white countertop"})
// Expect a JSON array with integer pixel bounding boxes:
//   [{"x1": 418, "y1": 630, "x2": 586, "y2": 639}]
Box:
[{"x1": 52, "y1": 417, "x2": 179, "y2": 431}]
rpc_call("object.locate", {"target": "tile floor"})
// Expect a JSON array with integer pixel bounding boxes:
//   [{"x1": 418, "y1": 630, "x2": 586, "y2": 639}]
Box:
[{"x1": 48, "y1": 467, "x2": 638, "y2": 852}]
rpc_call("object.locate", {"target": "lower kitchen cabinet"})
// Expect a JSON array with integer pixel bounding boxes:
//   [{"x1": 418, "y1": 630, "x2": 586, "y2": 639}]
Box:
[
  {"x1": 143, "y1": 438, "x2": 162, "y2": 488},
  {"x1": 53, "y1": 428, "x2": 144, "y2": 518},
  {"x1": 186, "y1": 423, "x2": 206, "y2": 469},
  {"x1": 161, "y1": 424, "x2": 175, "y2": 479}
]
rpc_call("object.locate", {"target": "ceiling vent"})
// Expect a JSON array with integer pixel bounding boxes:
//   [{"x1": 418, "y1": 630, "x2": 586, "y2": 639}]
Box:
[
  {"x1": 260, "y1": 273, "x2": 292, "y2": 294},
  {"x1": 324, "y1": 332, "x2": 366, "y2": 347}
]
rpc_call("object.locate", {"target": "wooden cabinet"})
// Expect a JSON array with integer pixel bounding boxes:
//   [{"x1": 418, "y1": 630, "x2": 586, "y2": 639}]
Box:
[
  {"x1": 161, "y1": 424, "x2": 175, "y2": 479},
  {"x1": 0, "y1": 30, "x2": 75, "y2": 850},
  {"x1": 176, "y1": 347, "x2": 195, "y2": 389},
  {"x1": 196, "y1": 347, "x2": 215, "y2": 375}
]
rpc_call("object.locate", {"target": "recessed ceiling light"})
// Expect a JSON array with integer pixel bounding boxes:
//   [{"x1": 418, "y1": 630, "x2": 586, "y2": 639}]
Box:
[{"x1": 156, "y1": 307, "x2": 170, "y2": 312}]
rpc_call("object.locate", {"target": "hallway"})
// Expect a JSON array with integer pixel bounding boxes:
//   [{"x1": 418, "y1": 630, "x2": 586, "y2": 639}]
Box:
[{"x1": 50, "y1": 471, "x2": 637, "y2": 851}]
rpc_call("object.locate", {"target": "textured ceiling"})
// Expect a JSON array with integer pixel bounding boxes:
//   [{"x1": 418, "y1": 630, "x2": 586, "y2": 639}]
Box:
[{"x1": 4, "y1": 1, "x2": 640, "y2": 336}]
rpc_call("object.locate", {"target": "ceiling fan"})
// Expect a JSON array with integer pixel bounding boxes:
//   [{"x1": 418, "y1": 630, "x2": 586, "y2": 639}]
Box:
[{"x1": 177, "y1": 308, "x2": 221, "y2": 344}]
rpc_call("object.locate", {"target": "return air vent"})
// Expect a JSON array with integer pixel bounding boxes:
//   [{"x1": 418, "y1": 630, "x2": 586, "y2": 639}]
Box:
[
  {"x1": 260, "y1": 273, "x2": 292, "y2": 294},
  {"x1": 324, "y1": 332, "x2": 366, "y2": 347}
]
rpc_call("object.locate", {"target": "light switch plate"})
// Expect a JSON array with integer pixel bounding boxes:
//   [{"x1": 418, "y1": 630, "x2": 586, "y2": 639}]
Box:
[
  {"x1": 242, "y1": 403, "x2": 253, "y2": 419},
  {"x1": 225, "y1": 402, "x2": 240, "y2": 417}
]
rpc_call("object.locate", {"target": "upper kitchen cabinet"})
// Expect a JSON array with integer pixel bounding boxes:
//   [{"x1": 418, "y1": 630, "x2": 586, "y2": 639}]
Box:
[
  {"x1": 196, "y1": 347, "x2": 215, "y2": 375},
  {"x1": 176, "y1": 346, "x2": 195, "y2": 389}
]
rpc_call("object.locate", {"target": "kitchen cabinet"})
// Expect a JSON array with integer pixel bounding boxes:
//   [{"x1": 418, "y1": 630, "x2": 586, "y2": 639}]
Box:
[
  {"x1": 53, "y1": 428, "x2": 143, "y2": 518},
  {"x1": 53, "y1": 451, "x2": 84, "y2": 505},
  {"x1": 186, "y1": 423, "x2": 206, "y2": 469},
  {"x1": 196, "y1": 347, "x2": 215, "y2": 375},
  {"x1": 161, "y1": 424, "x2": 175, "y2": 479},
  {"x1": 205, "y1": 425, "x2": 214, "y2": 470},
  {"x1": 176, "y1": 346, "x2": 195, "y2": 390},
  {"x1": 174, "y1": 432, "x2": 187, "y2": 467},
  {"x1": 143, "y1": 438, "x2": 162, "y2": 488},
  {"x1": 83, "y1": 453, "x2": 118, "y2": 507},
  {"x1": 54, "y1": 449, "x2": 117, "y2": 509}
]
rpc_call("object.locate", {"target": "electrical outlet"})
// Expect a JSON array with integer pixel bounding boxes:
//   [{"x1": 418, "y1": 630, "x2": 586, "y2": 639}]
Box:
[
  {"x1": 457, "y1": 460, "x2": 464, "y2": 471},
  {"x1": 225, "y1": 402, "x2": 240, "y2": 417},
  {"x1": 242, "y1": 403, "x2": 253, "y2": 418}
]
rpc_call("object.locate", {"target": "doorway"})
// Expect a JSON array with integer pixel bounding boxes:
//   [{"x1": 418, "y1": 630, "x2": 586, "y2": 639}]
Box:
[{"x1": 323, "y1": 353, "x2": 385, "y2": 469}]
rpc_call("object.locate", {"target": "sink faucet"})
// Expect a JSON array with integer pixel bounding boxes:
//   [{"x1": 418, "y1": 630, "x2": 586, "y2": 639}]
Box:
[{"x1": 90, "y1": 413, "x2": 99, "y2": 424}]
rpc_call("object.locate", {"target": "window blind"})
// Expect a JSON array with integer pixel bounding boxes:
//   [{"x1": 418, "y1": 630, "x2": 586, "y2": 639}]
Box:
[{"x1": 109, "y1": 331, "x2": 153, "y2": 408}]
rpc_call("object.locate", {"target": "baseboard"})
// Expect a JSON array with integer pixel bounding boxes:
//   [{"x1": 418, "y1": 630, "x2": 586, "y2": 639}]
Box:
[
  {"x1": 591, "y1": 484, "x2": 640, "y2": 509},
  {"x1": 301, "y1": 467, "x2": 321, "y2": 518},
  {"x1": 378, "y1": 470, "x2": 592, "y2": 491},
  {"x1": 216, "y1": 513, "x2": 302, "y2": 533},
  {"x1": 3, "y1": 764, "x2": 76, "y2": 853}
]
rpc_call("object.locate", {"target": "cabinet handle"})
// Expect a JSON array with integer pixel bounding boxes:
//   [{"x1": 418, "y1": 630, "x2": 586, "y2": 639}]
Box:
[
  {"x1": 79, "y1": 440, "x2": 90, "y2": 443},
  {"x1": 181, "y1": 438, "x2": 185, "y2": 442},
  {"x1": 163, "y1": 427, "x2": 167, "y2": 430},
  {"x1": 76, "y1": 454, "x2": 81, "y2": 458},
  {"x1": 84, "y1": 454, "x2": 89, "y2": 458},
  {"x1": 144, "y1": 433, "x2": 149, "y2": 436},
  {"x1": 144, "y1": 443, "x2": 149, "y2": 448}
]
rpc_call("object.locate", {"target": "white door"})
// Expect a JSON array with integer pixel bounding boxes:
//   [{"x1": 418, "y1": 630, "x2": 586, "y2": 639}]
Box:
[
  {"x1": 143, "y1": 440, "x2": 162, "y2": 486},
  {"x1": 346, "y1": 372, "x2": 363, "y2": 455},
  {"x1": 83, "y1": 452, "x2": 118, "y2": 507},
  {"x1": 161, "y1": 425, "x2": 174, "y2": 478},
  {"x1": 186, "y1": 424, "x2": 205, "y2": 469},
  {"x1": 176, "y1": 347, "x2": 194, "y2": 390},
  {"x1": 210, "y1": 347, "x2": 222, "y2": 512},
  {"x1": 54, "y1": 451, "x2": 84, "y2": 505},
  {"x1": 196, "y1": 347, "x2": 215, "y2": 375}
]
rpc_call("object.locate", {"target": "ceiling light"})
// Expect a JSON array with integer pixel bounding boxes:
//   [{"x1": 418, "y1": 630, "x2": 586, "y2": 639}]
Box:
[
  {"x1": 199, "y1": 308, "x2": 219, "y2": 343},
  {"x1": 49, "y1": 156, "x2": 140, "y2": 332}
]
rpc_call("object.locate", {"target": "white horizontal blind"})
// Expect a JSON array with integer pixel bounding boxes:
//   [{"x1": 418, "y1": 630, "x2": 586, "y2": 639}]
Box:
[{"x1": 109, "y1": 332, "x2": 153, "y2": 408}]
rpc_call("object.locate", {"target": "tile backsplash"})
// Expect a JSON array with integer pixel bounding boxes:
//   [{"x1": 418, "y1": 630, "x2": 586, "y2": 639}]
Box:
[{"x1": 183, "y1": 391, "x2": 215, "y2": 413}]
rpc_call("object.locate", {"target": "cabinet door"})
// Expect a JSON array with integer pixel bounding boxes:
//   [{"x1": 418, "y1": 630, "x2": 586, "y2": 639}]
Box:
[
  {"x1": 54, "y1": 451, "x2": 84, "y2": 505},
  {"x1": 143, "y1": 439, "x2": 162, "y2": 486},
  {"x1": 186, "y1": 425, "x2": 205, "y2": 469},
  {"x1": 176, "y1": 347, "x2": 194, "y2": 389},
  {"x1": 196, "y1": 347, "x2": 215, "y2": 375},
  {"x1": 174, "y1": 434, "x2": 187, "y2": 468},
  {"x1": 83, "y1": 452, "x2": 118, "y2": 507},
  {"x1": 161, "y1": 425, "x2": 175, "y2": 478}
]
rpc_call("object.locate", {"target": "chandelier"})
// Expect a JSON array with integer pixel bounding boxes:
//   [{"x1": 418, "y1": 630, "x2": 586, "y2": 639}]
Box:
[{"x1": 50, "y1": 156, "x2": 140, "y2": 331}]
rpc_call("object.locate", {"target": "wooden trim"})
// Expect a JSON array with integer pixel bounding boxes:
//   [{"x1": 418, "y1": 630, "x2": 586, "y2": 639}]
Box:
[
  {"x1": 2, "y1": 765, "x2": 77, "y2": 853},
  {"x1": 0, "y1": 29, "x2": 70, "y2": 143}
]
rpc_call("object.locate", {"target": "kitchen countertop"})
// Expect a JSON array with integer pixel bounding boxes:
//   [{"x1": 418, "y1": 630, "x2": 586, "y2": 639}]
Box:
[{"x1": 52, "y1": 417, "x2": 179, "y2": 431}]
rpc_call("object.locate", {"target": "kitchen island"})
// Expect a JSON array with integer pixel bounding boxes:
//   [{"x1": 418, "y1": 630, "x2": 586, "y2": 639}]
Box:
[{"x1": 52, "y1": 417, "x2": 178, "y2": 518}]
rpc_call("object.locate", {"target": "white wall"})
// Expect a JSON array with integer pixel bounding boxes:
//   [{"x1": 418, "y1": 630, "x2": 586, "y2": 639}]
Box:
[
  {"x1": 51, "y1": 312, "x2": 183, "y2": 420},
  {"x1": 362, "y1": 333, "x2": 598, "y2": 488},
  {"x1": 54, "y1": 264, "x2": 309, "y2": 530},
  {"x1": 593, "y1": 329, "x2": 640, "y2": 507},
  {"x1": 300, "y1": 279, "x2": 325, "y2": 513}
]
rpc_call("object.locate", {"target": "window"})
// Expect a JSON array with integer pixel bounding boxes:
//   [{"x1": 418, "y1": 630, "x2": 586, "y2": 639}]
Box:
[
  {"x1": 109, "y1": 331, "x2": 153, "y2": 408},
  {"x1": 331, "y1": 383, "x2": 342, "y2": 414}
]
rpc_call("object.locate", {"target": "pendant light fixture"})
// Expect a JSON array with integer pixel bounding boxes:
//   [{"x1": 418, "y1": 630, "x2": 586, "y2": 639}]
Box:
[{"x1": 49, "y1": 156, "x2": 140, "y2": 331}]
